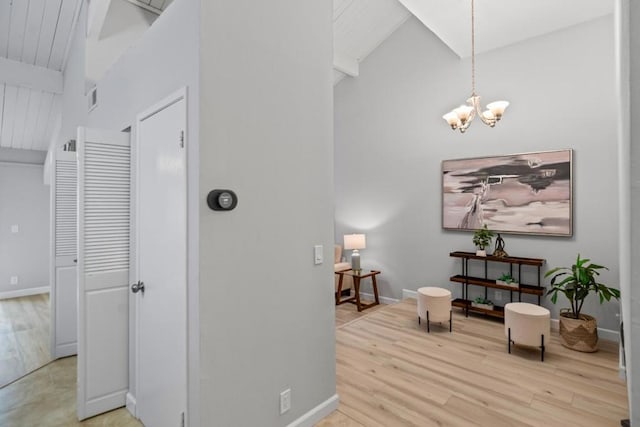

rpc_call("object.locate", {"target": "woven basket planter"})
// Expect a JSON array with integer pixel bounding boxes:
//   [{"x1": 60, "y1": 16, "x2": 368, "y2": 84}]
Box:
[{"x1": 559, "y1": 310, "x2": 598, "y2": 352}]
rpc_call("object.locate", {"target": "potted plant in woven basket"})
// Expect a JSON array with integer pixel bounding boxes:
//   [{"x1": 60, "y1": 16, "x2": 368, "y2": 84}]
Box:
[{"x1": 545, "y1": 254, "x2": 621, "y2": 352}]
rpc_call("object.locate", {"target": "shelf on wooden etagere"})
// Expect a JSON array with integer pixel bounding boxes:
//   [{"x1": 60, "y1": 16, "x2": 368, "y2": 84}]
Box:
[{"x1": 449, "y1": 251, "x2": 545, "y2": 320}]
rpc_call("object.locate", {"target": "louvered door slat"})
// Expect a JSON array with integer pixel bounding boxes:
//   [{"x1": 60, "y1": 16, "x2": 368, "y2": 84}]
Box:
[
  {"x1": 83, "y1": 141, "x2": 131, "y2": 275},
  {"x1": 55, "y1": 158, "x2": 77, "y2": 257}
]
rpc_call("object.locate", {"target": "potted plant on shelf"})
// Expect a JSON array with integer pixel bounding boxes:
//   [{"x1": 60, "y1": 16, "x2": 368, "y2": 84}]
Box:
[
  {"x1": 496, "y1": 273, "x2": 518, "y2": 288},
  {"x1": 472, "y1": 225, "x2": 494, "y2": 256},
  {"x1": 545, "y1": 254, "x2": 621, "y2": 352},
  {"x1": 471, "y1": 297, "x2": 494, "y2": 311}
]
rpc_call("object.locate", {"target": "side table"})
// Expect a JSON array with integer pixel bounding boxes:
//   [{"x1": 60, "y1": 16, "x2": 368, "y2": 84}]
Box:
[{"x1": 334, "y1": 269, "x2": 381, "y2": 312}]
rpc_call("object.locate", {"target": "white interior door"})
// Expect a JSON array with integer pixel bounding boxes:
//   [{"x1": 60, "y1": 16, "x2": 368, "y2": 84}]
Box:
[
  {"x1": 77, "y1": 127, "x2": 131, "y2": 420},
  {"x1": 50, "y1": 149, "x2": 78, "y2": 358},
  {"x1": 136, "y1": 91, "x2": 187, "y2": 427}
]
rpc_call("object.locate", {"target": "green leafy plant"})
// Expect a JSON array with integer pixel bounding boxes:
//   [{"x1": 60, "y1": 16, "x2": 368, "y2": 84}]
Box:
[
  {"x1": 497, "y1": 273, "x2": 516, "y2": 284},
  {"x1": 473, "y1": 297, "x2": 493, "y2": 305},
  {"x1": 545, "y1": 254, "x2": 621, "y2": 319},
  {"x1": 472, "y1": 224, "x2": 495, "y2": 250}
]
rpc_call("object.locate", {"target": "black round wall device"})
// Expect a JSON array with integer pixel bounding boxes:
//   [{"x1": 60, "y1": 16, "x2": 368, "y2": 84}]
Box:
[{"x1": 207, "y1": 189, "x2": 238, "y2": 211}]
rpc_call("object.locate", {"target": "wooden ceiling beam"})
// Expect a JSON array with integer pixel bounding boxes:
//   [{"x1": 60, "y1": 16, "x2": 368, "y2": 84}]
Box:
[
  {"x1": 0, "y1": 57, "x2": 63, "y2": 94},
  {"x1": 333, "y1": 50, "x2": 359, "y2": 77}
]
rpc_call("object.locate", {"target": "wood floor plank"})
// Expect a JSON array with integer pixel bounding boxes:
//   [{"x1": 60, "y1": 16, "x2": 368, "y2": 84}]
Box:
[
  {"x1": 0, "y1": 294, "x2": 51, "y2": 388},
  {"x1": 319, "y1": 298, "x2": 628, "y2": 426}
]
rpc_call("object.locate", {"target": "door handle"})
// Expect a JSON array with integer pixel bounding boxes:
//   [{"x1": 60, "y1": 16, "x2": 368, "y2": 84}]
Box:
[{"x1": 131, "y1": 281, "x2": 145, "y2": 294}]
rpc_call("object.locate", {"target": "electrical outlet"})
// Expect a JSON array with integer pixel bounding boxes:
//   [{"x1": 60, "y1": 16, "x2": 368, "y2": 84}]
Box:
[
  {"x1": 10, "y1": 225, "x2": 18, "y2": 233},
  {"x1": 280, "y1": 388, "x2": 291, "y2": 414},
  {"x1": 10, "y1": 276, "x2": 18, "y2": 285},
  {"x1": 494, "y1": 291, "x2": 502, "y2": 301}
]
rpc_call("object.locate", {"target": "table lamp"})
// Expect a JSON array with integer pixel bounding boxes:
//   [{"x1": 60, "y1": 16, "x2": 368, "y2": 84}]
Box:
[{"x1": 344, "y1": 234, "x2": 366, "y2": 272}]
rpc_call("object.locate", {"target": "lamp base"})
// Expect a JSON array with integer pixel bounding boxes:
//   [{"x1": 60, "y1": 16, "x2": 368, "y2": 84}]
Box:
[{"x1": 351, "y1": 250, "x2": 360, "y2": 271}]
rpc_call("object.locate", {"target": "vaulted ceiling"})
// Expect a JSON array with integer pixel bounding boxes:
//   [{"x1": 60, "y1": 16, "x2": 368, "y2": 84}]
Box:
[
  {"x1": 0, "y1": 0, "x2": 171, "y2": 155},
  {"x1": 0, "y1": 0, "x2": 616, "y2": 156},
  {"x1": 0, "y1": 0, "x2": 82, "y2": 152}
]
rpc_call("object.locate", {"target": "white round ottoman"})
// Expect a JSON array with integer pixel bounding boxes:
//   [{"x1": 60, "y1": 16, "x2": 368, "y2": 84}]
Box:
[
  {"x1": 417, "y1": 287, "x2": 452, "y2": 333},
  {"x1": 504, "y1": 302, "x2": 551, "y2": 361}
]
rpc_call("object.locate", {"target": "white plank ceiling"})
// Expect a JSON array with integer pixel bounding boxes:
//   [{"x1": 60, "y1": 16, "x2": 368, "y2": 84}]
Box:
[
  {"x1": 0, "y1": 0, "x2": 81, "y2": 152},
  {"x1": 0, "y1": 0, "x2": 173, "y2": 155},
  {"x1": 0, "y1": 0, "x2": 616, "y2": 154}
]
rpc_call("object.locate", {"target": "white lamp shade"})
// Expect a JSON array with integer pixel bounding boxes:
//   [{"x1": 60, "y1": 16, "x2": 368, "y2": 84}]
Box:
[
  {"x1": 344, "y1": 234, "x2": 366, "y2": 250},
  {"x1": 486, "y1": 101, "x2": 509, "y2": 117},
  {"x1": 442, "y1": 111, "x2": 461, "y2": 127},
  {"x1": 454, "y1": 105, "x2": 474, "y2": 121}
]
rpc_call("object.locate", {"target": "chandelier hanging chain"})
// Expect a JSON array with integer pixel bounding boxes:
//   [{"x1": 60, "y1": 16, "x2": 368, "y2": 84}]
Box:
[
  {"x1": 471, "y1": 0, "x2": 476, "y2": 97},
  {"x1": 441, "y1": 0, "x2": 509, "y2": 133}
]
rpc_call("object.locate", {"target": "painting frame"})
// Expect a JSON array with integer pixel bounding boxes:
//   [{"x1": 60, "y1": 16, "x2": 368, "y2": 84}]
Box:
[{"x1": 442, "y1": 149, "x2": 573, "y2": 237}]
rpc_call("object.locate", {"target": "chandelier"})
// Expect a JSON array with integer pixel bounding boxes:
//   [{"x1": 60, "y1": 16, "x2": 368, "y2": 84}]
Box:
[{"x1": 442, "y1": 0, "x2": 509, "y2": 133}]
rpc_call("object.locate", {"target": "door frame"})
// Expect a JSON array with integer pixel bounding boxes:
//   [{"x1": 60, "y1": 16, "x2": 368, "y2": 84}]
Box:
[{"x1": 130, "y1": 87, "x2": 189, "y2": 420}]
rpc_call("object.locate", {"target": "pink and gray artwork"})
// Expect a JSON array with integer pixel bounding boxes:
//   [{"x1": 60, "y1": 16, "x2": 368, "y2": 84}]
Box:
[{"x1": 442, "y1": 149, "x2": 572, "y2": 236}]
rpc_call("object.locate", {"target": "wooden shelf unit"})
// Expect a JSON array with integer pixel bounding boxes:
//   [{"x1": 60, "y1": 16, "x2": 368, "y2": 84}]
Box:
[{"x1": 449, "y1": 251, "x2": 545, "y2": 319}]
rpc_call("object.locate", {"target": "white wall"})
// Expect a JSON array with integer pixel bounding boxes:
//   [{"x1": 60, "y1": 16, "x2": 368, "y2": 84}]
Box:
[
  {"x1": 335, "y1": 16, "x2": 621, "y2": 330},
  {"x1": 626, "y1": 0, "x2": 639, "y2": 422},
  {"x1": 86, "y1": 0, "x2": 157, "y2": 87},
  {"x1": 199, "y1": 0, "x2": 336, "y2": 425},
  {"x1": 0, "y1": 163, "x2": 50, "y2": 296}
]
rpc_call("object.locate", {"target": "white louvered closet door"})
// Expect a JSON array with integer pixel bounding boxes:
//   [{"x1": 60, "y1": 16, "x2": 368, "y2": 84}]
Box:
[
  {"x1": 77, "y1": 127, "x2": 131, "y2": 421},
  {"x1": 51, "y1": 150, "x2": 78, "y2": 358}
]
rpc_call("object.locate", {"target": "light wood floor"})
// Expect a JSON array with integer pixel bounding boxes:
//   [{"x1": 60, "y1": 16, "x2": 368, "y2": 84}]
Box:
[
  {"x1": 320, "y1": 299, "x2": 628, "y2": 427},
  {"x1": 0, "y1": 356, "x2": 141, "y2": 426},
  {"x1": 0, "y1": 293, "x2": 51, "y2": 388},
  {"x1": 335, "y1": 297, "x2": 386, "y2": 328},
  {"x1": 0, "y1": 297, "x2": 627, "y2": 426}
]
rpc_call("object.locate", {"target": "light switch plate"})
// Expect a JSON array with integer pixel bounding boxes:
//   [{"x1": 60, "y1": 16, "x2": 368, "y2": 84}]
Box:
[
  {"x1": 314, "y1": 245, "x2": 323, "y2": 265},
  {"x1": 10, "y1": 225, "x2": 18, "y2": 233}
]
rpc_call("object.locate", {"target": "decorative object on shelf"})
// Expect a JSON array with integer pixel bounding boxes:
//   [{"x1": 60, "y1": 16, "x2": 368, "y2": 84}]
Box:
[
  {"x1": 472, "y1": 224, "x2": 494, "y2": 256},
  {"x1": 496, "y1": 273, "x2": 518, "y2": 288},
  {"x1": 493, "y1": 233, "x2": 508, "y2": 257},
  {"x1": 545, "y1": 254, "x2": 621, "y2": 352},
  {"x1": 442, "y1": 0, "x2": 508, "y2": 133},
  {"x1": 442, "y1": 149, "x2": 573, "y2": 236},
  {"x1": 471, "y1": 297, "x2": 494, "y2": 311},
  {"x1": 343, "y1": 233, "x2": 366, "y2": 272}
]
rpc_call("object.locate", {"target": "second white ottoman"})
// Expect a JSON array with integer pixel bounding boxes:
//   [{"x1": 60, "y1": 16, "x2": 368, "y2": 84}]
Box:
[
  {"x1": 417, "y1": 287, "x2": 452, "y2": 333},
  {"x1": 504, "y1": 302, "x2": 551, "y2": 361}
]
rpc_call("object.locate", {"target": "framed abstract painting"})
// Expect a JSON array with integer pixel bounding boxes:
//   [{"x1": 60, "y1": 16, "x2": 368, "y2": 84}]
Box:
[{"x1": 442, "y1": 149, "x2": 573, "y2": 236}]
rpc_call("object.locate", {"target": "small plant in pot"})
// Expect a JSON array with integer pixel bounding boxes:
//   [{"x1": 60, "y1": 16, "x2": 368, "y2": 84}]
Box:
[
  {"x1": 496, "y1": 273, "x2": 518, "y2": 288},
  {"x1": 471, "y1": 297, "x2": 494, "y2": 310},
  {"x1": 472, "y1": 225, "x2": 494, "y2": 256},
  {"x1": 545, "y1": 254, "x2": 621, "y2": 352}
]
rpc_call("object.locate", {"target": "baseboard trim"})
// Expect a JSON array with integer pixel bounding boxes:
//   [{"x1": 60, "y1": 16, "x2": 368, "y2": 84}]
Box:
[
  {"x1": 0, "y1": 286, "x2": 50, "y2": 300},
  {"x1": 287, "y1": 394, "x2": 339, "y2": 427},
  {"x1": 53, "y1": 342, "x2": 77, "y2": 359},
  {"x1": 402, "y1": 288, "x2": 620, "y2": 342},
  {"x1": 403, "y1": 289, "x2": 417, "y2": 300},
  {"x1": 359, "y1": 292, "x2": 399, "y2": 305},
  {"x1": 126, "y1": 392, "x2": 137, "y2": 417}
]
